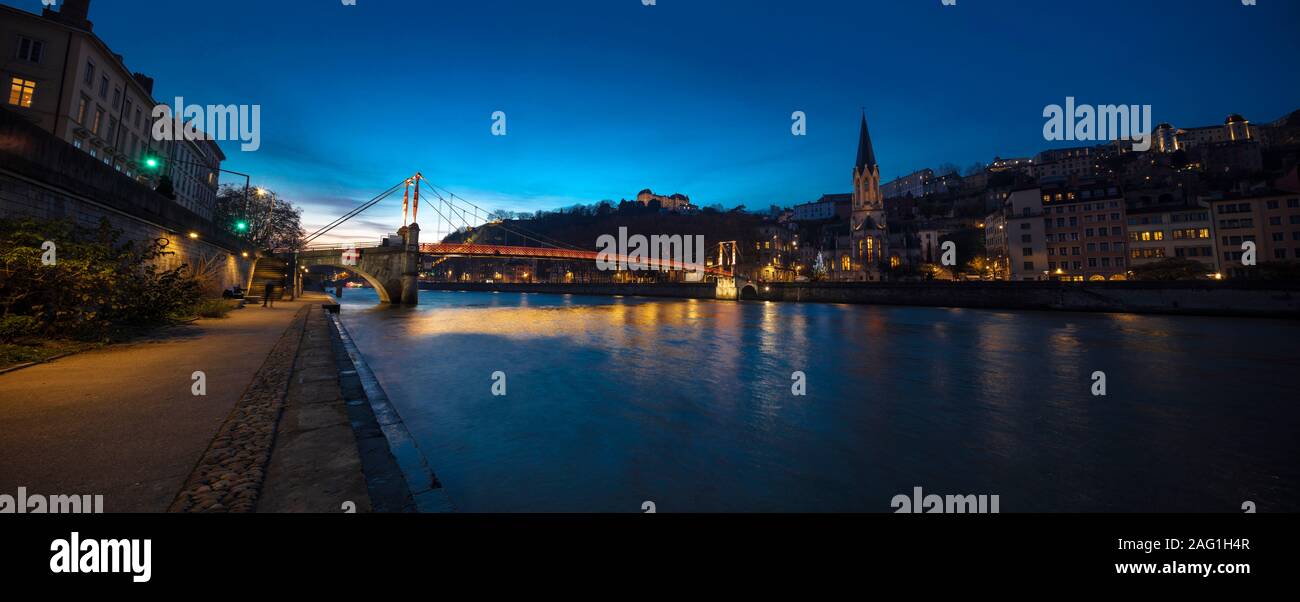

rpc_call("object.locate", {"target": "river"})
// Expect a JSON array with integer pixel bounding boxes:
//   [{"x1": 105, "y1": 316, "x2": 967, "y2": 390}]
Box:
[{"x1": 335, "y1": 288, "x2": 1299, "y2": 512}]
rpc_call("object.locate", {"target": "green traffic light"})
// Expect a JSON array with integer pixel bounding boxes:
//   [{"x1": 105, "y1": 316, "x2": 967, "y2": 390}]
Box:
[
  {"x1": 235, "y1": 221, "x2": 249, "y2": 232},
  {"x1": 144, "y1": 157, "x2": 159, "y2": 169}
]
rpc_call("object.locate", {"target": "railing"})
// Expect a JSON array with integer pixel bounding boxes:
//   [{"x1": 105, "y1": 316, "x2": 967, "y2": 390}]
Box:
[
  {"x1": 293, "y1": 241, "x2": 385, "y2": 252},
  {"x1": 420, "y1": 242, "x2": 597, "y2": 260},
  {"x1": 420, "y1": 243, "x2": 728, "y2": 274},
  {"x1": 283, "y1": 240, "x2": 729, "y2": 275}
]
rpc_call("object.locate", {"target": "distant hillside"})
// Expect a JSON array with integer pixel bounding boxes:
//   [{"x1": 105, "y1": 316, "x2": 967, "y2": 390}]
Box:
[
  {"x1": 443, "y1": 203, "x2": 768, "y2": 253},
  {"x1": 1270, "y1": 108, "x2": 1300, "y2": 146}
]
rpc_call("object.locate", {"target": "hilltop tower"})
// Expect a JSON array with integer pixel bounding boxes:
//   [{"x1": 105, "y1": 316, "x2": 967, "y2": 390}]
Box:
[{"x1": 851, "y1": 113, "x2": 887, "y2": 281}]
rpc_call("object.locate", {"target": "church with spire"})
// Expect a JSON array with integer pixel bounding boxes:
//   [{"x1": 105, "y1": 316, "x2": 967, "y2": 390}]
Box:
[{"x1": 850, "y1": 112, "x2": 888, "y2": 281}]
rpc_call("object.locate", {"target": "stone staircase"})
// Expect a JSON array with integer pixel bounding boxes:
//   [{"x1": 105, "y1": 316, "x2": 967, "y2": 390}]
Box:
[{"x1": 246, "y1": 257, "x2": 290, "y2": 303}]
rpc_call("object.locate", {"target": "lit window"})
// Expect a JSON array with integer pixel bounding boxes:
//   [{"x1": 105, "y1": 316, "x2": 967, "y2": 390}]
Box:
[{"x1": 8, "y1": 77, "x2": 36, "y2": 108}]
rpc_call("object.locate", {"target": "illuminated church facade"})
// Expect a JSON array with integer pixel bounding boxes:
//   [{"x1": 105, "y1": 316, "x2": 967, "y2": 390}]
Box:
[{"x1": 849, "y1": 113, "x2": 888, "y2": 281}]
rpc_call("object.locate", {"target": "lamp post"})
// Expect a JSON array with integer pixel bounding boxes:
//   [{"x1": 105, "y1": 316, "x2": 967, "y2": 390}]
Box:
[{"x1": 143, "y1": 153, "x2": 260, "y2": 243}]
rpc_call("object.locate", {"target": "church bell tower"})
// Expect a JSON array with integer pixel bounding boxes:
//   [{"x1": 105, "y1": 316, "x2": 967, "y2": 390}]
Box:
[{"x1": 851, "y1": 112, "x2": 887, "y2": 280}]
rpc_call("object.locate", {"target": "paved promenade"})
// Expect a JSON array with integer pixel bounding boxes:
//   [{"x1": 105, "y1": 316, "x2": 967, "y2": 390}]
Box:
[{"x1": 0, "y1": 294, "x2": 370, "y2": 512}]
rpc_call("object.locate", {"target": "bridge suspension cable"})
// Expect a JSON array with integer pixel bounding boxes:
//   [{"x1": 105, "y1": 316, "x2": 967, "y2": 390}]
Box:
[
  {"x1": 302, "y1": 177, "x2": 411, "y2": 246},
  {"x1": 417, "y1": 175, "x2": 584, "y2": 251},
  {"x1": 421, "y1": 192, "x2": 579, "y2": 250}
]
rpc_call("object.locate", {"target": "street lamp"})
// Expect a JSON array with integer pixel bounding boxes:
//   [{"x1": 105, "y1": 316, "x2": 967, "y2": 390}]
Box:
[{"x1": 143, "y1": 153, "x2": 260, "y2": 242}]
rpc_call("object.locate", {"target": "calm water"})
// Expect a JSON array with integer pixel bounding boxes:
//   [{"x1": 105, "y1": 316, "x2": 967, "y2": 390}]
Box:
[{"x1": 336, "y1": 288, "x2": 1299, "y2": 512}]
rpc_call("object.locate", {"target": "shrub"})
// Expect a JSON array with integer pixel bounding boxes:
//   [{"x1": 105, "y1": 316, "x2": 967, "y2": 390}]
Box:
[
  {"x1": 0, "y1": 315, "x2": 39, "y2": 342},
  {"x1": 192, "y1": 299, "x2": 236, "y2": 319},
  {"x1": 1128, "y1": 258, "x2": 1213, "y2": 281},
  {"x1": 0, "y1": 217, "x2": 205, "y2": 338}
]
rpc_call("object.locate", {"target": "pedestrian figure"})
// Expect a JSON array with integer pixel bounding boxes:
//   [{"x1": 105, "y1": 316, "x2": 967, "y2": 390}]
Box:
[{"x1": 263, "y1": 280, "x2": 275, "y2": 308}]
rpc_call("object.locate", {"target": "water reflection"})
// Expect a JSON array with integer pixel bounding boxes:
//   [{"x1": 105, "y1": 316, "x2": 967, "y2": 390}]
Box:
[{"x1": 339, "y1": 289, "x2": 1300, "y2": 512}]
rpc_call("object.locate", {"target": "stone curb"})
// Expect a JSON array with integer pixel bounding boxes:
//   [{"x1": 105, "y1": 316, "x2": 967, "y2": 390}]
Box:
[
  {"x1": 0, "y1": 351, "x2": 79, "y2": 376},
  {"x1": 167, "y1": 306, "x2": 309, "y2": 513}
]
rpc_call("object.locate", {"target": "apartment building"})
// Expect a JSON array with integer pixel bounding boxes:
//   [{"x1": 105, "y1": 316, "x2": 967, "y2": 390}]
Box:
[
  {"x1": 2, "y1": 0, "x2": 223, "y2": 220},
  {"x1": 1038, "y1": 180, "x2": 1129, "y2": 281},
  {"x1": 985, "y1": 187, "x2": 1048, "y2": 281},
  {"x1": 1126, "y1": 204, "x2": 1218, "y2": 271},
  {"x1": 1206, "y1": 190, "x2": 1300, "y2": 278}
]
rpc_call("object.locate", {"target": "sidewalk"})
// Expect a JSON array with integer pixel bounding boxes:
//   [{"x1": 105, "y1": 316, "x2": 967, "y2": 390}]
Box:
[{"x1": 0, "y1": 298, "x2": 313, "y2": 512}]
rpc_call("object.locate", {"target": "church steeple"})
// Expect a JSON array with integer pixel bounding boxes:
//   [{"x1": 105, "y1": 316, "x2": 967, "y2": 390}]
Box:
[
  {"x1": 855, "y1": 112, "x2": 877, "y2": 174},
  {"x1": 852, "y1": 112, "x2": 881, "y2": 213},
  {"x1": 849, "y1": 110, "x2": 887, "y2": 282}
]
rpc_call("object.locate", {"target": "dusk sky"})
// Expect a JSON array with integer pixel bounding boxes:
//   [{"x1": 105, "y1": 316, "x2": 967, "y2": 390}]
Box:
[{"x1": 66, "y1": 0, "x2": 1300, "y2": 242}]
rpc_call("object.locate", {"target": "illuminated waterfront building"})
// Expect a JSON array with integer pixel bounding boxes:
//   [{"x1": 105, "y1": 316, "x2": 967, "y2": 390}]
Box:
[
  {"x1": 1205, "y1": 189, "x2": 1300, "y2": 278},
  {"x1": 1040, "y1": 179, "x2": 1129, "y2": 281},
  {"x1": 1126, "y1": 203, "x2": 1218, "y2": 271}
]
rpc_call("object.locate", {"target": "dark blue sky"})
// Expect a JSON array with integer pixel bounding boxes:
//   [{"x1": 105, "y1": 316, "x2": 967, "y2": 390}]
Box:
[{"x1": 58, "y1": 0, "x2": 1300, "y2": 240}]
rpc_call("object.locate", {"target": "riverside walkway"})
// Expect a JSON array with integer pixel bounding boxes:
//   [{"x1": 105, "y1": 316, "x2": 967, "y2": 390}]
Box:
[{"x1": 0, "y1": 293, "x2": 373, "y2": 512}]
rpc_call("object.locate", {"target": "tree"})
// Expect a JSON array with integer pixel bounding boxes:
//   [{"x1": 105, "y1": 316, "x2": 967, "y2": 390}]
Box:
[
  {"x1": 1247, "y1": 261, "x2": 1300, "y2": 281},
  {"x1": 1128, "y1": 258, "x2": 1212, "y2": 281},
  {"x1": 214, "y1": 185, "x2": 304, "y2": 251},
  {"x1": 965, "y1": 255, "x2": 991, "y2": 279},
  {"x1": 940, "y1": 228, "x2": 985, "y2": 276}
]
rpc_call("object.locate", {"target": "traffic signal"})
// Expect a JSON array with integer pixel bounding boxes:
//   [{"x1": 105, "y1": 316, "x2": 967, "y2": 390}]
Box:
[
  {"x1": 142, "y1": 154, "x2": 163, "y2": 171},
  {"x1": 234, "y1": 220, "x2": 249, "y2": 232}
]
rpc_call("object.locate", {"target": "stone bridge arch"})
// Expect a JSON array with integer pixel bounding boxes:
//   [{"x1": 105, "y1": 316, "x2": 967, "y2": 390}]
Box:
[{"x1": 295, "y1": 245, "x2": 412, "y2": 304}]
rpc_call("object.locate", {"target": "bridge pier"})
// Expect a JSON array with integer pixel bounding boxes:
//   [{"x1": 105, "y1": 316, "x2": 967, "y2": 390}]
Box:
[
  {"x1": 716, "y1": 276, "x2": 755, "y2": 300},
  {"x1": 295, "y1": 233, "x2": 420, "y2": 305},
  {"x1": 716, "y1": 276, "x2": 759, "y2": 300},
  {"x1": 400, "y1": 223, "x2": 420, "y2": 305}
]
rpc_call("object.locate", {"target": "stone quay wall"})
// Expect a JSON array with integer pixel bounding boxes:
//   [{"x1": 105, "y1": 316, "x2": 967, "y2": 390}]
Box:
[
  {"x1": 0, "y1": 107, "x2": 253, "y2": 293},
  {"x1": 422, "y1": 281, "x2": 717, "y2": 300},
  {"x1": 760, "y1": 281, "x2": 1300, "y2": 318},
  {"x1": 424, "y1": 280, "x2": 1299, "y2": 318}
]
